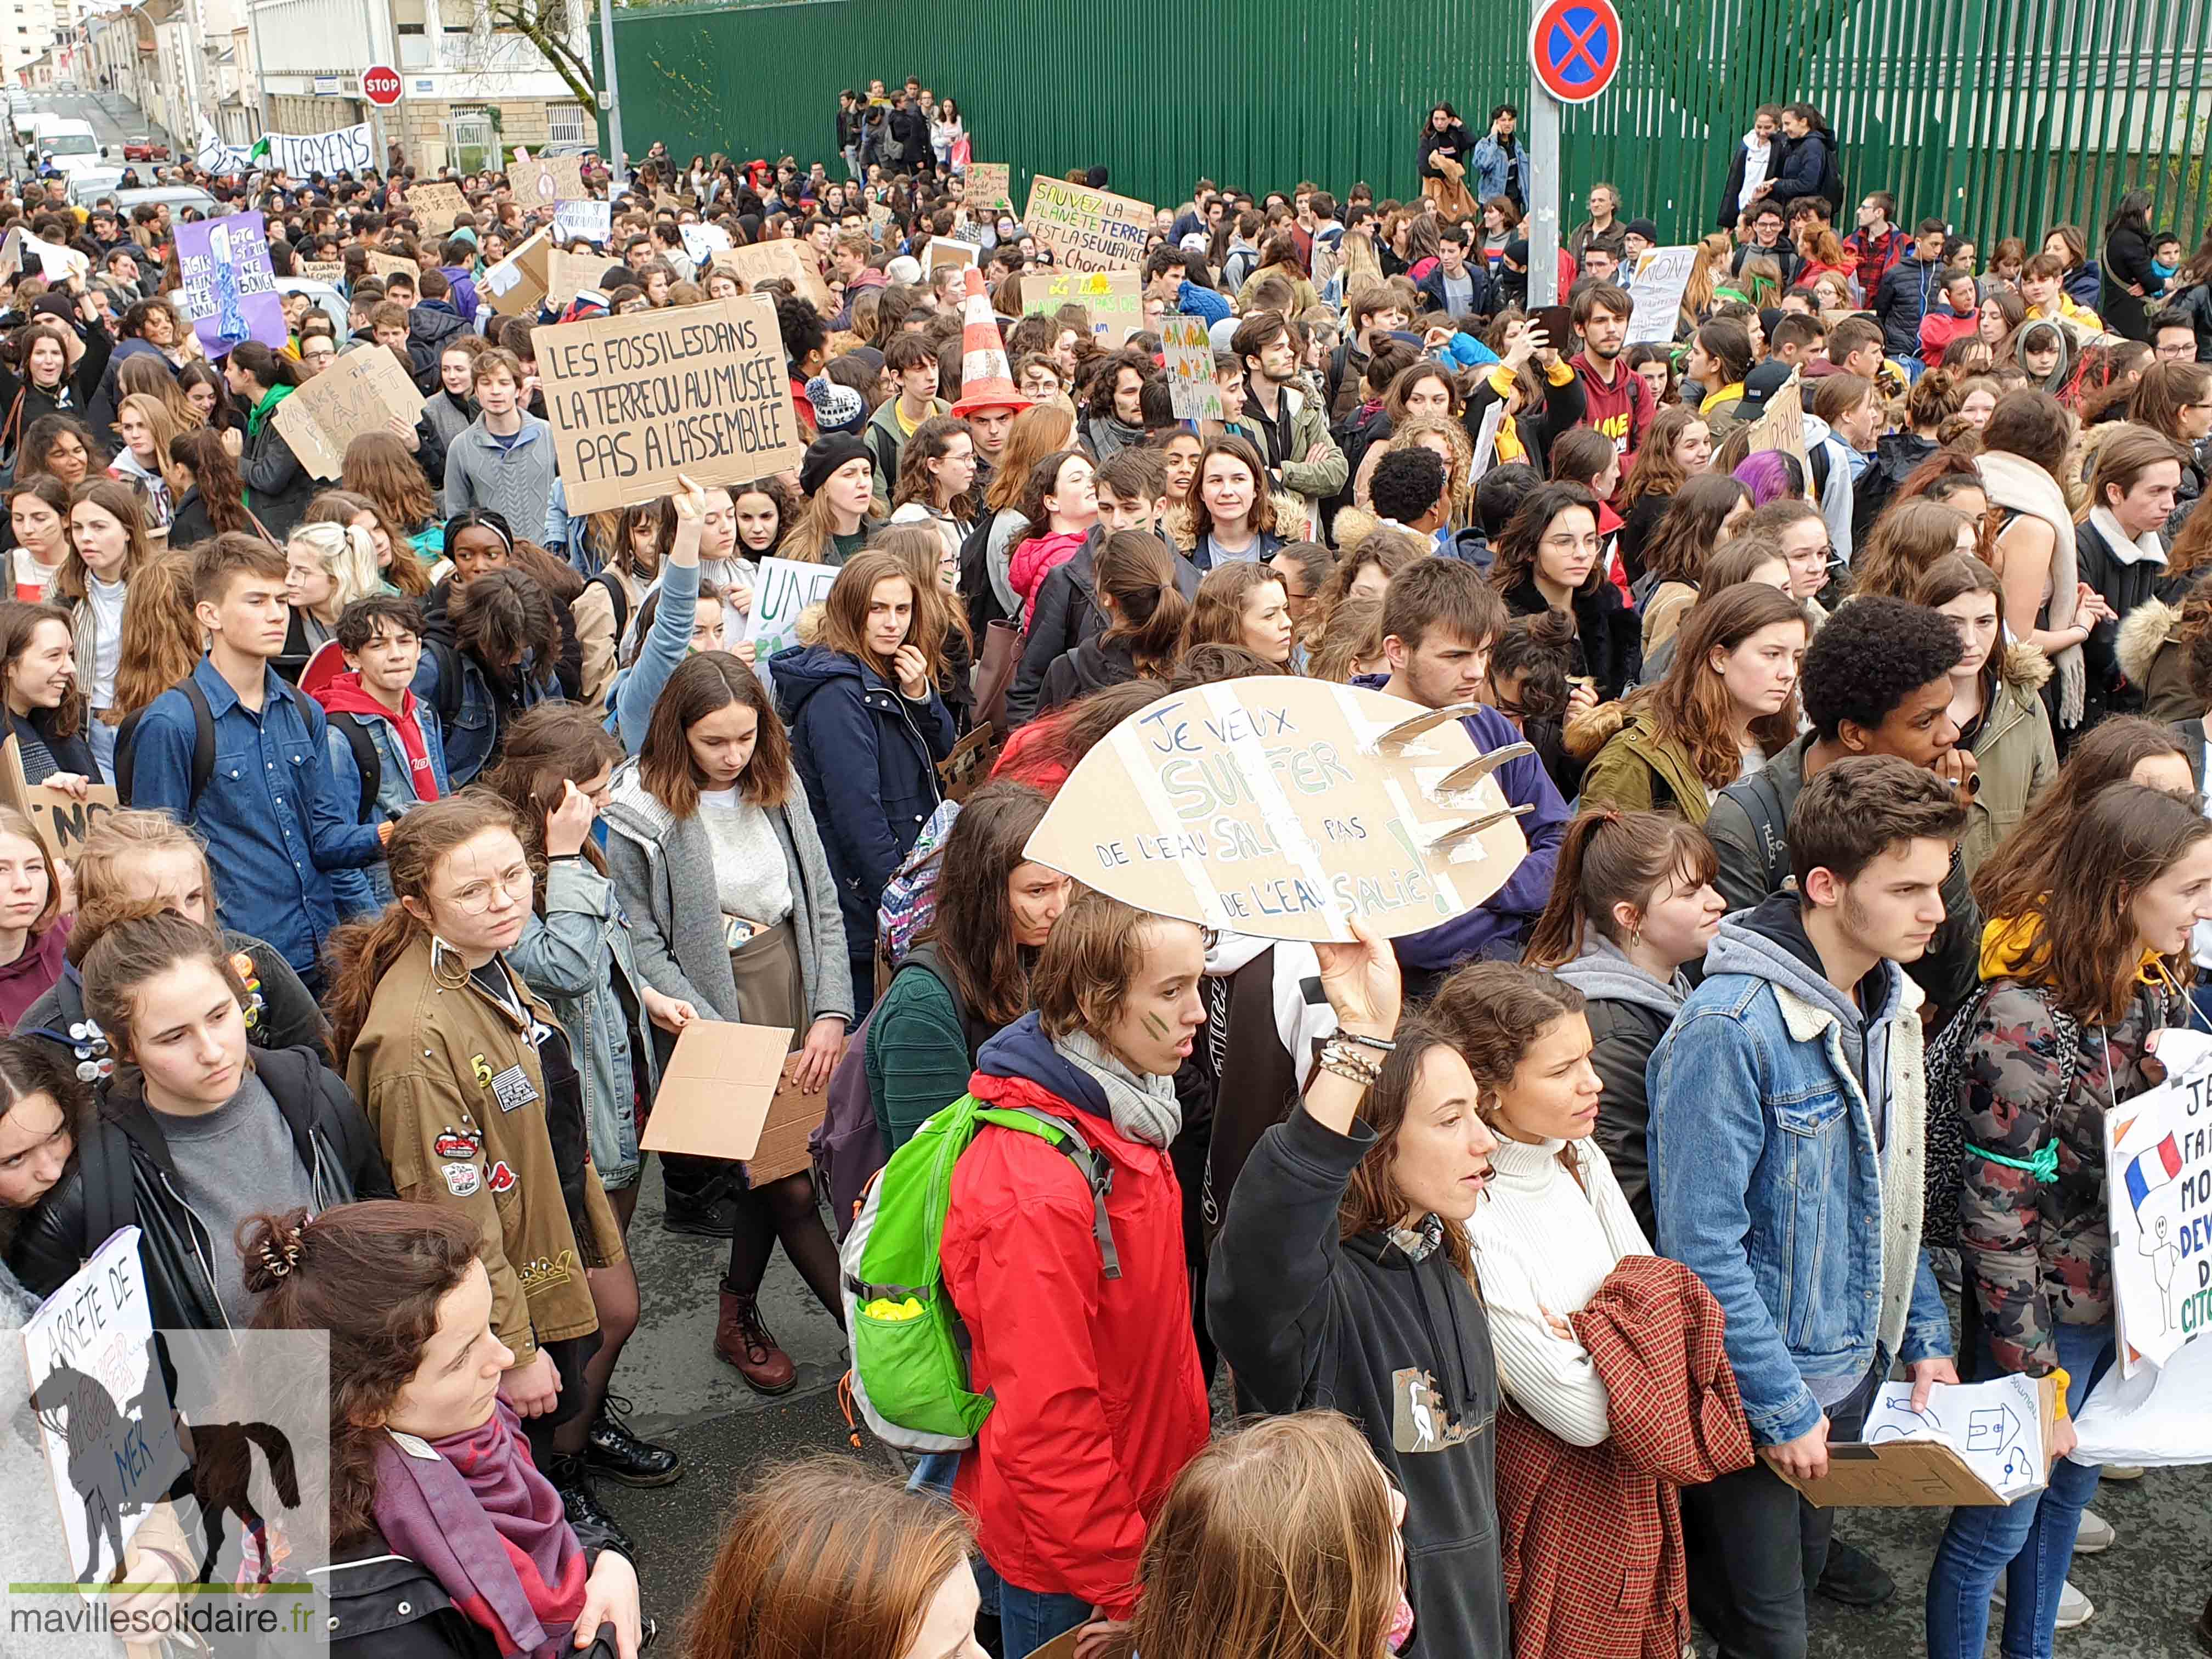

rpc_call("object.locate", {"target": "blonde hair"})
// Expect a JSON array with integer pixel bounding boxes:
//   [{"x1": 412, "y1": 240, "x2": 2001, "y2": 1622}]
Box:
[
  {"x1": 114, "y1": 392, "x2": 179, "y2": 480},
  {"x1": 287, "y1": 520, "x2": 383, "y2": 614},
  {"x1": 1129, "y1": 1412, "x2": 1400, "y2": 1659}
]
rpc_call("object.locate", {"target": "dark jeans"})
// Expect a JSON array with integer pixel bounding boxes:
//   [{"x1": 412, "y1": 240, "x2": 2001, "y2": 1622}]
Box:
[{"x1": 1683, "y1": 1362, "x2": 1881, "y2": 1659}]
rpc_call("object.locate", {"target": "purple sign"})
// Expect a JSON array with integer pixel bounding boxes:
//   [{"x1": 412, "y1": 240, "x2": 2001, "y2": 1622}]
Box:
[{"x1": 176, "y1": 212, "x2": 286, "y2": 359}]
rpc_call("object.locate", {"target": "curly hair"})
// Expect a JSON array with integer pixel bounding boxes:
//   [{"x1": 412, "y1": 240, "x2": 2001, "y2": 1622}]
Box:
[{"x1": 1798, "y1": 595, "x2": 1963, "y2": 743}]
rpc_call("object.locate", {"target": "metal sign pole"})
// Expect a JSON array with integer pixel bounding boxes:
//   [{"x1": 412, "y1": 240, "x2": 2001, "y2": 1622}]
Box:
[
  {"x1": 1529, "y1": 76, "x2": 1560, "y2": 310},
  {"x1": 596, "y1": 0, "x2": 623, "y2": 179}
]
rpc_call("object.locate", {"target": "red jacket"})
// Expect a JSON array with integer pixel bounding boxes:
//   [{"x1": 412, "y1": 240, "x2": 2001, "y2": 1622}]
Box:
[
  {"x1": 944, "y1": 1020, "x2": 1209, "y2": 1617},
  {"x1": 1496, "y1": 1255, "x2": 1753, "y2": 1659},
  {"x1": 1918, "y1": 307, "x2": 1979, "y2": 368}
]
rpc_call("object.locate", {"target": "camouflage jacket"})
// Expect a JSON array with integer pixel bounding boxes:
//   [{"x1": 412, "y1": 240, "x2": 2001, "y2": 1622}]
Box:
[{"x1": 1959, "y1": 978, "x2": 2174, "y2": 1375}]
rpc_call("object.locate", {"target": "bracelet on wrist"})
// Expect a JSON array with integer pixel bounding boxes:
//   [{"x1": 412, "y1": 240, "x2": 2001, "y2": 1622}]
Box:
[{"x1": 1337, "y1": 1029, "x2": 1396, "y2": 1053}]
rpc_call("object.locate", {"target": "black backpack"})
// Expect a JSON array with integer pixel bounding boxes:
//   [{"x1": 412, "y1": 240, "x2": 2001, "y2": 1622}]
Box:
[
  {"x1": 957, "y1": 513, "x2": 1009, "y2": 634},
  {"x1": 591, "y1": 570, "x2": 631, "y2": 648},
  {"x1": 115, "y1": 675, "x2": 380, "y2": 822}
]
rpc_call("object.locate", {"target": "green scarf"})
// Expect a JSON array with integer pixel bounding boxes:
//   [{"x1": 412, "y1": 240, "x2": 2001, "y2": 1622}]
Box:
[{"x1": 246, "y1": 381, "x2": 295, "y2": 439}]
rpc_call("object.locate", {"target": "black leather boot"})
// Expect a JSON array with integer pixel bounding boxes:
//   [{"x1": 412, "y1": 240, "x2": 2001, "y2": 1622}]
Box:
[
  {"x1": 585, "y1": 1393, "x2": 684, "y2": 1488},
  {"x1": 547, "y1": 1453, "x2": 634, "y2": 1556}
]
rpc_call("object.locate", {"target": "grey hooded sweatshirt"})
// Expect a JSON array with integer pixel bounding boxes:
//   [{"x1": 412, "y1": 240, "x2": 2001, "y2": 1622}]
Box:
[{"x1": 1555, "y1": 931, "x2": 1691, "y2": 1239}]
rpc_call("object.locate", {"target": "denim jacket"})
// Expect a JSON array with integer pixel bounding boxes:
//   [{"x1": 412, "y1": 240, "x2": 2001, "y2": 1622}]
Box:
[
  {"x1": 410, "y1": 643, "x2": 558, "y2": 787},
  {"x1": 1646, "y1": 896, "x2": 1953, "y2": 1445},
  {"x1": 324, "y1": 698, "x2": 452, "y2": 915},
  {"x1": 505, "y1": 859, "x2": 658, "y2": 1191},
  {"x1": 1470, "y1": 132, "x2": 1531, "y2": 205}
]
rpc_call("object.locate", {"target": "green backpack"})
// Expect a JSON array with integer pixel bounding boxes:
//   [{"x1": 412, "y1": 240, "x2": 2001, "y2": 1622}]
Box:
[{"x1": 840, "y1": 1091, "x2": 1121, "y2": 1451}]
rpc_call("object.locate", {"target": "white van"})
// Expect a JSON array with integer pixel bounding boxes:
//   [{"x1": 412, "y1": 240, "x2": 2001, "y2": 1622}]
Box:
[{"x1": 37, "y1": 117, "x2": 106, "y2": 174}]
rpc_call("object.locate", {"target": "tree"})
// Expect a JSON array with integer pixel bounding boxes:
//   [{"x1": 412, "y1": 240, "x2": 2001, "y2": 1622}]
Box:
[{"x1": 479, "y1": 0, "x2": 596, "y2": 112}]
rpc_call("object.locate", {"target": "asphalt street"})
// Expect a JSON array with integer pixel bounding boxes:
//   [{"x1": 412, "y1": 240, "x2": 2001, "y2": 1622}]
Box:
[{"x1": 605, "y1": 1161, "x2": 2211, "y2": 1656}]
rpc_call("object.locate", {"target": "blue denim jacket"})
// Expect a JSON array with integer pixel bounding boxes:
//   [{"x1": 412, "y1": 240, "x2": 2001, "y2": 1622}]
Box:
[
  {"x1": 409, "y1": 644, "x2": 558, "y2": 787},
  {"x1": 505, "y1": 858, "x2": 660, "y2": 1189},
  {"x1": 128, "y1": 659, "x2": 385, "y2": 982},
  {"x1": 323, "y1": 693, "x2": 453, "y2": 915},
  {"x1": 1646, "y1": 898, "x2": 1953, "y2": 1446}
]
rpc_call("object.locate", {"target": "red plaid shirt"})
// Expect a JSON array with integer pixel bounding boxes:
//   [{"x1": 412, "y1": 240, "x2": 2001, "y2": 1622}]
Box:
[{"x1": 1496, "y1": 1255, "x2": 1754, "y2": 1659}]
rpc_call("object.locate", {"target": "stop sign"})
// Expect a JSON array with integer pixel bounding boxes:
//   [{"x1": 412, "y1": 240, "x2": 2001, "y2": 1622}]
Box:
[{"x1": 362, "y1": 64, "x2": 403, "y2": 106}]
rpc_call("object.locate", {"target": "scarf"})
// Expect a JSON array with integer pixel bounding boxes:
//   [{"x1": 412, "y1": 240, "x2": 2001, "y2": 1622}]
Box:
[
  {"x1": 1054, "y1": 1028, "x2": 1183, "y2": 1149},
  {"x1": 1978, "y1": 449, "x2": 2085, "y2": 725},
  {"x1": 246, "y1": 381, "x2": 294, "y2": 439},
  {"x1": 2087, "y1": 504, "x2": 2166, "y2": 570},
  {"x1": 369, "y1": 1401, "x2": 589, "y2": 1658}
]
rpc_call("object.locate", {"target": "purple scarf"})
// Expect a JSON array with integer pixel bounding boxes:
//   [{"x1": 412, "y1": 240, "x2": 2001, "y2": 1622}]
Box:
[{"x1": 370, "y1": 1399, "x2": 589, "y2": 1658}]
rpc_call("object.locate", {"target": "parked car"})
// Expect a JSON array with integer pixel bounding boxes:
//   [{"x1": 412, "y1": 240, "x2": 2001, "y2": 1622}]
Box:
[
  {"x1": 114, "y1": 184, "x2": 219, "y2": 218},
  {"x1": 121, "y1": 136, "x2": 170, "y2": 161},
  {"x1": 66, "y1": 167, "x2": 126, "y2": 207}
]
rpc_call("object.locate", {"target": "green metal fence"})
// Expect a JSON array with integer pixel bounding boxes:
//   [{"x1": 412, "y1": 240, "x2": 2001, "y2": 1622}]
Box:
[{"x1": 598, "y1": 0, "x2": 2212, "y2": 252}]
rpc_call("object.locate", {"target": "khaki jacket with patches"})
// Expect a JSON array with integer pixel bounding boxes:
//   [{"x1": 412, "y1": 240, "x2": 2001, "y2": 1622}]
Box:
[{"x1": 346, "y1": 932, "x2": 625, "y2": 1359}]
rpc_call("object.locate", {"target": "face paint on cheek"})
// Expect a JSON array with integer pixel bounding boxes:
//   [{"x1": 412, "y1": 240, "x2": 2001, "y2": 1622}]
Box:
[{"x1": 1142, "y1": 1012, "x2": 1172, "y2": 1041}]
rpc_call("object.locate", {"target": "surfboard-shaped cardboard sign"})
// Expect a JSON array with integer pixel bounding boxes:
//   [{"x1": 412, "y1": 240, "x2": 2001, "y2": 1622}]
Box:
[{"x1": 1023, "y1": 677, "x2": 1528, "y2": 943}]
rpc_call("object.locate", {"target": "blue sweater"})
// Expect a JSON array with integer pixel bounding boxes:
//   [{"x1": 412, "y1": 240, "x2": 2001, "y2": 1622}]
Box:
[{"x1": 1350, "y1": 680, "x2": 1566, "y2": 971}]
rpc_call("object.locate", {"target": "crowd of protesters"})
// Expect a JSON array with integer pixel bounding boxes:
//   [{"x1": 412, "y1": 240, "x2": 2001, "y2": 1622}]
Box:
[{"x1": 0, "y1": 67, "x2": 2207, "y2": 1659}]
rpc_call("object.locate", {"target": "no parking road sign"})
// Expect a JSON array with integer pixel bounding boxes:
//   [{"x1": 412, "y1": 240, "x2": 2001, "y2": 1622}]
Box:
[{"x1": 1530, "y1": 0, "x2": 1623, "y2": 104}]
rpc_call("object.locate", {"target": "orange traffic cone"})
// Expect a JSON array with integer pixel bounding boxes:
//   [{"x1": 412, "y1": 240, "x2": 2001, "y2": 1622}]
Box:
[{"x1": 949, "y1": 265, "x2": 1033, "y2": 419}]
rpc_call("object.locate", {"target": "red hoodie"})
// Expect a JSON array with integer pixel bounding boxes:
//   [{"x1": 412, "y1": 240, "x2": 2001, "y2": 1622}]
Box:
[{"x1": 318, "y1": 672, "x2": 441, "y2": 804}]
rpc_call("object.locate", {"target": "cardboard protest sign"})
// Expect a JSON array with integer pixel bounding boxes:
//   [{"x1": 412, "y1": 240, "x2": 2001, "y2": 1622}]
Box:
[
  {"x1": 176, "y1": 212, "x2": 285, "y2": 359},
  {"x1": 21, "y1": 1228, "x2": 191, "y2": 1583},
  {"x1": 1778, "y1": 1375, "x2": 2060, "y2": 1508},
  {"x1": 0, "y1": 227, "x2": 86, "y2": 283},
  {"x1": 1161, "y1": 314, "x2": 1222, "y2": 420},
  {"x1": 481, "y1": 229, "x2": 551, "y2": 317},
  {"x1": 537, "y1": 294, "x2": 806, "y2": 515},
  {"x1": 545, "y1": 246, "x2": 605, "y2": 307},
  {"x1": 1022, "y1": 270, "x2": 1143, "y2": 347},
  {"x1": 300, "y1": 258, "x2": 347, "y2": 286},
  {"x1": 966, "y1": 162, "x2": 1012, "y2": 213},
  {"x1": 748, "y1": 1049, "x2": 844, "y2": 1182},
  {"x1": 407, "y1": 181, "x2": 468, "y2": 238},
  {"x1": 640, "y1": 1020, "x2": 794, "y2": 1161},
  {"x1": 1022, "y1": 177, "x2": 1155, "y2": 272},
  {"x1": 2107, "y1": 1027, "x2": 2212, "y2": 1374},
  {"x1": 679, "y1": 222, "x2": 731, "y2": 268},
  {"x1": 1743, "y1": 374, "x2": 1809, "y2": 474},
  {"x1": 1025, "y1": 678, "x2": 1532, "y2": 943},
  {"x1": 1019, "y1": 1633, "x2": 1082, "y2": 1659},
  {"x1": 366, "y1": 250, "x2": 419, "y2": 283},
  {"x1": 925, "y1": 238, "x2": 980, "y2": 273},
  {"x1": 711, "y1": 239, "x2": 834, "y2": 314},
  {"x1": 553, "y1": 199, "x2": 612, "y2": 245},
  {"x1": 745, "y1": 555, "x2": 840, "y2": 660},
  {"x1": 1624, "y1": 244, "x2": 1698, "y2": 346},
  {"x1": 272, "y1": 345, "x2": 426, "y2": 480},
  {"x1": 510, "y1": 154, "x2": 586, "y2": 208},
  {"x1": 0, "y1": 735, "x2": 118, "y2": 859}
]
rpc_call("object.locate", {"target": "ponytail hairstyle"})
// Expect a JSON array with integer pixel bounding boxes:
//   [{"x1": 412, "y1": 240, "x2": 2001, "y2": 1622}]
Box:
[
  {"x1": 228, "y1": 340, "x2": 301, "y2": 393},
  {"x1": 168, "y1": 427, "x2": 253, "y2": 537},
  {"x1": 1331, "y1": 1010, "x2": 1475, "y2": 1277},
  {"x1": 1095, "y1": 529, "x2": 1188, "y2": 675},
  {"x1": 302, "y1": 489, "x2": 433, "y2": 597},
  {"x1": 1525, "y1": 808, "x2": 1720, "y2": 967},
  {"x1": 481, "y1": 703, "x2": 624, "y2": 885},
  {"x1": 242, "y1": 1201, "x2": 484, "y2": 1545},
  {"x1": 286, "y1": 519, "x2": 384, "y2": 615},
  {"x1": 324, "y1": 792, "x2": 526, "y2": 1067},
  {"x1": 80, "y1": 907, "x2": 250, "y2": 1070}
]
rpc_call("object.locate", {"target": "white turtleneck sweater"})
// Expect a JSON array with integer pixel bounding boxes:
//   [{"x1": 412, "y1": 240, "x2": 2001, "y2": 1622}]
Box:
[{"x1": 1464, "y1": 1133, "x2": 1652, "y2": 1447}]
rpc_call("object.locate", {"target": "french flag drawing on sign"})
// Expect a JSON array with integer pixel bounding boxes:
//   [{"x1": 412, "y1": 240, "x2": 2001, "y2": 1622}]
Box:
[{"x1": 2123, "y1": 1134, "x2": 2183, "y2": 1215}]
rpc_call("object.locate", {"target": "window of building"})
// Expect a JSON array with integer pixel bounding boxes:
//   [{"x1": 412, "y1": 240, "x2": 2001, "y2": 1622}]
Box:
[{"x1": 546, "y1": 101, "x2": 585, "y2": 144}]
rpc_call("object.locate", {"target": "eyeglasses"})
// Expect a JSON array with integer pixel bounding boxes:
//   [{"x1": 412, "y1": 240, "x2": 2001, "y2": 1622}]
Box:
[{"x1": 444, "y1": 865, "x2": 534, "y2": 915}]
